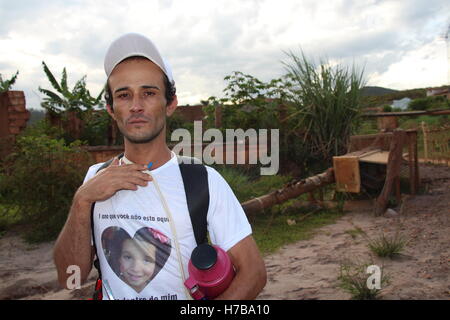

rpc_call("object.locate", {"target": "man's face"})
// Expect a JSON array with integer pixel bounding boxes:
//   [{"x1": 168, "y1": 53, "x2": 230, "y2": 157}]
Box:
[{"x1": 107, "y1": 58, "x2": 177, "y2": 144}]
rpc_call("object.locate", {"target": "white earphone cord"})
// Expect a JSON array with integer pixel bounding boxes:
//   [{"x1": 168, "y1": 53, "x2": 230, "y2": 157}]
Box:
[{"x1": 121, "y1": 157, "x2": 193, "y2": 300}]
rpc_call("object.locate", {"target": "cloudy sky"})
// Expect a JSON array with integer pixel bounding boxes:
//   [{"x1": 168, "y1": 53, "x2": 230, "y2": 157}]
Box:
[{"x1": 0, "y1": 0, "x2": 449, "y2": 110}]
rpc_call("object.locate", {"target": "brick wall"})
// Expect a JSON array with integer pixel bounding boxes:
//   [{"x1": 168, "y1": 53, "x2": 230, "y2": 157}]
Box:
[
  {"x1": 82, "y1": 145, "x2": 125, "y2": 163},
  {"x1": 0, "y1": 91, "x2": 30, "y2": 157},
  {"x1": 0, "y1": 91, "x2": 29, "y2": 135},
  {"x1": 173, "y1": 105, "x2": 205, "y2": 122}
]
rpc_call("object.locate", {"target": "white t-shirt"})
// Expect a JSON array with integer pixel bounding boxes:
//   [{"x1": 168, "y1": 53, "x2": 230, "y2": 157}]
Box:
[{"x1": 83, "y1": 152, "x2": 252, "y2": 300}]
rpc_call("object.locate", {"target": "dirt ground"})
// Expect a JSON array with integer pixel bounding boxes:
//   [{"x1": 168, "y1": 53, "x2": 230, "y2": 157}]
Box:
[{"x1": 0, "y1": 164, "x2": 449, "y2": 300}]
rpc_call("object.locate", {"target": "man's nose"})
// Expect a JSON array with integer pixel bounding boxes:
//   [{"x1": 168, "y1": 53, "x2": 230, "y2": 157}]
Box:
[{"x1": 130, "y1": 95, "x2": 144, "y2": 113}]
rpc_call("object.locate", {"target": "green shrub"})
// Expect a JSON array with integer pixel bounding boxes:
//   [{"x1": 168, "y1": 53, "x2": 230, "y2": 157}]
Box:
[
  {"x1": 214, "y1": 165, "x2": 291, "y2": 203},
  {"x1": 408, "y1": 96, "x2": 448, "y2": 111},
  {"x1": 21, "y1": 118, "x2": 65, "y2": 140},
  {"x1": 80, "y1": 109, "x2": 115, "y2": 146},
  {"x1": 338, "y1": 260, "x2": 389, "y2": 300},
  {"x1": 409, "y1": 98, "x2": 430, "y2": 111},
  {"x1": 382, "y1": 105, "x2": 392, "y2": 112},
  {"x1": 0, "y1": 132, "x2": 92, "y2": 242}
]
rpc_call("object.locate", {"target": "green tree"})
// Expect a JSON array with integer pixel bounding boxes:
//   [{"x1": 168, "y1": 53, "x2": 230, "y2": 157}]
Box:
[
  {"x1": 0, "y1": 71, "x2": 19, "y2": 92},
  {"x1": 38, "y1": 61, "x2": 111, "y2": 145},
  {"x1": 205, "y1": 71, "x2": 292, "y2": 131},
  {"x1": 39, "y1": 61, "x2": 104, "y2": 114},
  {"x1": 204, "y1": 71, "x2": 309, "y2": 175}
]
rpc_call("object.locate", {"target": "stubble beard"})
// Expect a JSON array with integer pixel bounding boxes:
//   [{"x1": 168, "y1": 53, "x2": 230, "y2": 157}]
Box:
[{"x1": 120, "y1": 119, "x2": 166, "y2": 144}]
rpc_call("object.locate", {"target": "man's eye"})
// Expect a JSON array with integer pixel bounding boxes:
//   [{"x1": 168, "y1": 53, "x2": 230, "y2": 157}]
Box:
[
  {"x1": 117, "y1": 93, "x2": 129, "y2": 99},
  {"x1": 144, "y1": 91, "x2": 155, "y2": 96}
]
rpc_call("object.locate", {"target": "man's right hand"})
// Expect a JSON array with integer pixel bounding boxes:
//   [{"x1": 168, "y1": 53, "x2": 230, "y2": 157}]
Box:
[{"x1": 75, "y1": 158, "x2": 153, "y2": 204}]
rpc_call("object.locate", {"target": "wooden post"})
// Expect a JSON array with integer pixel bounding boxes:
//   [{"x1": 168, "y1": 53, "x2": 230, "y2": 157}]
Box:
[
  {"x1": 421, "y1": 121, "x2": 428, "y2": 162},
  {"x1": 409, "y1": 131, "x2": 415, "y2": 195},
  {"x1": 241, "y1": 168, "x2": 335, "y2": 217},
  {"x1": 395, "y1": 176, "x2": 401, "y2": 204},
  {"x1": 214, "y1": 105, "x2": 222, "y2": 128},
  {"x1": 375, "y1": 130, "x2": 406, "y2": 215},
  {"x1": 414, "y1": 130, "x2": 420, "y2": 189},
  {"x1": 407, "y1": 130, "x2": 420, "y2": 195}
]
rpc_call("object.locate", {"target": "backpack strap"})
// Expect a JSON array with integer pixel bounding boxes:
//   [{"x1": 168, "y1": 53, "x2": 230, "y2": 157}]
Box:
[
  {"x1": 90, "y1": 153, "x2": 124, "y2": 300},
  {"x1": 178, "y1": 157, "x2": 210, "y2": 246}
]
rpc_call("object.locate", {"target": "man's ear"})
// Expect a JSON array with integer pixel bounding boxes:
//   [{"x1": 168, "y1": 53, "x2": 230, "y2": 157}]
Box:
[
  {"x1": 166, "y1": 95, "x2": 178, "y2": 117},
  {"x1": 106, "y1": 104, "x2": 116, "y2": 120}
]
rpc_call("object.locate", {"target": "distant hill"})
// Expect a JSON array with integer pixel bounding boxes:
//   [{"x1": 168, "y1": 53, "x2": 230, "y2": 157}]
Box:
[
  {"x1": 360, "y1": 86, "x2": 426, "y2": 109},
  {"x1": 361, "y1": 86, "x2": 399, "y2": 97}
]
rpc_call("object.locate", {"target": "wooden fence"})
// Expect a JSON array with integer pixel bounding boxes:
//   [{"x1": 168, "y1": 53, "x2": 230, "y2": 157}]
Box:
[{"x1": 421, "y1": 122, "x2": 450, "y2": 166}]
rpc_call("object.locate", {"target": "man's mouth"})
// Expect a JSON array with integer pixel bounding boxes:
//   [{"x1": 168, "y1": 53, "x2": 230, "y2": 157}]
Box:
[{"x1": 128, "y1": 120, "x2": 148, "y2": 124}]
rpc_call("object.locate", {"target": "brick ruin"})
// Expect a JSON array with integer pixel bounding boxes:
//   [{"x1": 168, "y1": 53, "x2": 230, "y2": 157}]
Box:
[{"x1": 0, "y1": 91, "x2": 30, "y2": 157}]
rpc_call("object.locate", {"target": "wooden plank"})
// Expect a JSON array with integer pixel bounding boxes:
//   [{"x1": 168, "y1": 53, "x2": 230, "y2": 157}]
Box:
[
  {"x1": 339, "y1": 148, "x2": 381, "y2": 158},
  {"x1": 359, "y1": 151, "x2": 390, "y2": 164},
  {"x1": 363, "y1": 109, "x2": 450, "y2": 117},
  {"x1": 333, "y1": 156, "x2": 360, "y2": 193}
]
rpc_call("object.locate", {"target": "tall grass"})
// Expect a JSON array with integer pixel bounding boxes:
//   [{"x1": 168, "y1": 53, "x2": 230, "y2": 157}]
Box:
[{"x1": 283, "y1": 51, "x2": 365, "y2": 163}]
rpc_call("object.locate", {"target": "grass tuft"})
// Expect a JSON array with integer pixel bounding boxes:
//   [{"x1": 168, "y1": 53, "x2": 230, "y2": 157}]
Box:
[
  {"x1": 338, "y1": 259, "x2": 389, "y2": 300},
  {"x1": 367, "y1": 232, "x2": 408, "y2": 258}
]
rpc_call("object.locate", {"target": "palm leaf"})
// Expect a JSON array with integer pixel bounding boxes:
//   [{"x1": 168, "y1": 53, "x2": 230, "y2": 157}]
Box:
[
  {"x1": 94, "y1": 88, "x2": 105, "y2": 105},
  {"x1": 0, "y1": 71, "x2": 19, "y2": 92},
  {"x1": 42, "y1": 61, "x2": 62, "y2": 93},
  {"x1": 60, "y1": 67, "x2": 69, "y2": 95},
  {"x1": 38, "y1": 88, "x2": 64, "y2": 104}
]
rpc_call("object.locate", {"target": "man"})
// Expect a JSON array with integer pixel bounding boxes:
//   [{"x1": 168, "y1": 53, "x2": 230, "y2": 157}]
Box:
[{"x1": 53, "y1": 33, "x2": 266, "y2": 300}]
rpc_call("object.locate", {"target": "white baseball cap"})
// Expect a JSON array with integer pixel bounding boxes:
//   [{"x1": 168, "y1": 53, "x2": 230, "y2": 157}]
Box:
[{"x1": 104, "y1": 32, "x2": 175, "y2": 86}]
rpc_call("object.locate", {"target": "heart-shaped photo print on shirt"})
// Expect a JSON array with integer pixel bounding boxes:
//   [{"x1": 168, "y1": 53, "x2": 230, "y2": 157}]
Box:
[{"x1": 101, "y1": 226, "x2": 172, "y2": 293}]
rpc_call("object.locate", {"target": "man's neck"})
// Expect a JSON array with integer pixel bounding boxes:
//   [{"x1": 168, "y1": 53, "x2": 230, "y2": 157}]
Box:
[{"x1": 123, "y1": 137, "x2": 172, "y2": 170}]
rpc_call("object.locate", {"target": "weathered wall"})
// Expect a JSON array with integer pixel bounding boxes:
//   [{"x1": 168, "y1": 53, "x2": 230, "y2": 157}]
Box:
[
  {"x1": 0, "y1": 91, "x2": 29, "y2": 135},
  {"x1": 0, "y1": 91, "x2": 30, "y2": 157},
  {"x1": 173, "y1": 105, "x2": 205, "y2": 122}
]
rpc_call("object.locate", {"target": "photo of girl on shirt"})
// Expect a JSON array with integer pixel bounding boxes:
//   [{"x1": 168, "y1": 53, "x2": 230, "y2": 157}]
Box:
[{"x1": 101, "y1": 226, "x2": 172, "y2": 293}]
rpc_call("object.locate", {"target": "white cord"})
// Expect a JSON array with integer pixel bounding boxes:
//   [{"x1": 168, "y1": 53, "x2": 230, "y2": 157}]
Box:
[{"x1": 121, "y1": 156, "x2": 192, "y2": 300}]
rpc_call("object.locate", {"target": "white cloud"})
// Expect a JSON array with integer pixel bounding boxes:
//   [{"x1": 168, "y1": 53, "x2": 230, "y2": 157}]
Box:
[
  {"x1": 368, "y1": 37, "x2": 449, "y2": 89},
  {"x1": 0, "y1": 0, "x2": 449, "y2": 111}
]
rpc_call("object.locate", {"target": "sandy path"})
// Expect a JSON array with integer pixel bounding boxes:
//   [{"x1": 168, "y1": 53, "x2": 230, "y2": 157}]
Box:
[
  {"x1": 0, "y1": 164, "x2": 449, "y2": 300},
  {"x1": 259, "y1": 164, "x2": 450, "y2": 300}
]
